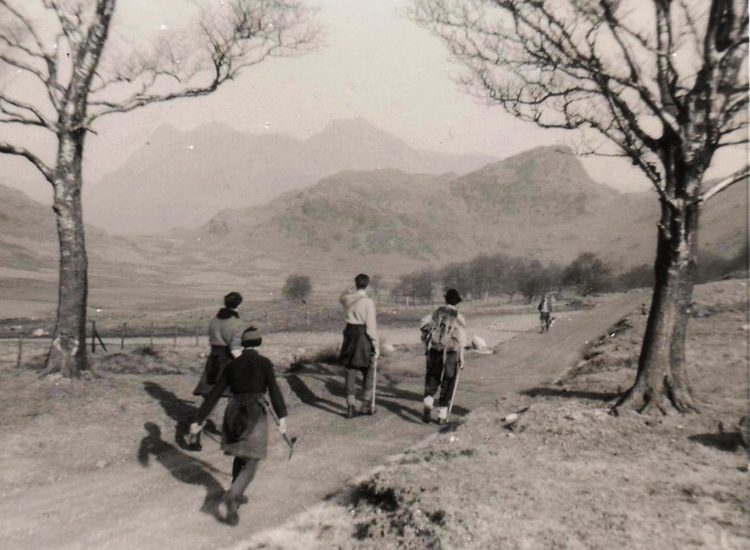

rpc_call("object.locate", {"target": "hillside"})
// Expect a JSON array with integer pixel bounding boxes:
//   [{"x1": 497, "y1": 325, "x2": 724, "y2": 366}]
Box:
[
  {"x1": 0, "y1": 184, "x2": 58, "y2": 273},
  {"x1": 164, "y1": 147, "x2": 747, "y2": 304},
  {"x1": 84, "y1": 118, "x2": 495, "y2": 234},
  {"x1": 2, "y1": 148, "x2": 746, "y2": 318},
  {"x1": 186, "y1": 146, "x2": 747, "y2": 273},
  {"x1": 450, "y1": 145, "x2": 619, "y2": 220}
]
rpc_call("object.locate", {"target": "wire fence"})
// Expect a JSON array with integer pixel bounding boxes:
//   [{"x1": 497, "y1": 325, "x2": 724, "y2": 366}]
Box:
[{"x1": 0, "y1": 292, "x2": 547, "y2": 369}]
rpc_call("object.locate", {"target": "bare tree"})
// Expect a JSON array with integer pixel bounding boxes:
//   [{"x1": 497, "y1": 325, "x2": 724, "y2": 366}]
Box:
[
  {"x1": 0, "y1": 0, "x2": 318, "y2": 377},
  {"x1": 413, "y1": 0, "x2": 748, "y2": 413}
]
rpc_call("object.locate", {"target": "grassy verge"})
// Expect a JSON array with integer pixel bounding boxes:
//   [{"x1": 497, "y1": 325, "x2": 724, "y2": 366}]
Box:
[{"x1": 242, "y1": 278, "x2": 749, "y2": 550}]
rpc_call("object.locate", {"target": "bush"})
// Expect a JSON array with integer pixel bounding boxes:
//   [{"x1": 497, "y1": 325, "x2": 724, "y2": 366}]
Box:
[
  {"x1": 562, "y1": 252, "x2": 613, "y2": 295},
  {"x1": 618, "y1": 263, "x2": 654, "y2": 290},
  {"x1": 283, "y1": 274, "x2": 312, "y2": 302}
]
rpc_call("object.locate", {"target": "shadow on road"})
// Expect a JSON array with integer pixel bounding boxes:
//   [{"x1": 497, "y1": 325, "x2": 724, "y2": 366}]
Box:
[
  {"x1": 285, "y1": 363, "x2": 471, "y2": 423},
  {"x1": 137, "y1": 422, "x2": 225, "y2": 522},
  {"x1": 688, "y1": 432, "x2": 744, "y2": 452},
  {"x1": 285, "y1": 373, "x2": 347, "y2": 417},
  {"x1": 143, "y1": 381, "x2": 219, "y2": 449},
  {"x1": 521, "y1": 387, "x2": 621, "y2": 402}
]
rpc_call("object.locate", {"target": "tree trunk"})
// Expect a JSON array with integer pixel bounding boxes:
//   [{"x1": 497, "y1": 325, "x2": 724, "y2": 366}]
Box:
[
  {"x1": 45, "y1": 132, "x2": 89, "y2": 377},
  {"x1": 614, "y1": 197, "x2": 701, "y2": 414}
]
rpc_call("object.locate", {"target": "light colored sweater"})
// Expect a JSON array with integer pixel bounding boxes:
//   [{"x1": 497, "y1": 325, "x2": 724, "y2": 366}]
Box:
[{"x1": 340, "y1": 288, "x2": 379, "y2": 354}]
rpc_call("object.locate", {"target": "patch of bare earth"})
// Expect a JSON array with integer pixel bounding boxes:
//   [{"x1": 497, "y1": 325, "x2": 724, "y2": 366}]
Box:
[{"x1": 242, "y1": 279, "x2": 749, "y2": 550}]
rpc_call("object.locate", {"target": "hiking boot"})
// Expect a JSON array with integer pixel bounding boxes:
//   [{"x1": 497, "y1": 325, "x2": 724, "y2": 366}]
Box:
[
  {"x1": 346, "y1": 405, "x2": 356, "y2": 419},
  {"x1": 221, "y1": 493, "x2": 240, "y2": 526},
  {"x1": 422, "y1": 407, "x2": 432, "y2": 424},
  {"x1": 185, "y1": 432, "x2": 202, "y2": 452}
]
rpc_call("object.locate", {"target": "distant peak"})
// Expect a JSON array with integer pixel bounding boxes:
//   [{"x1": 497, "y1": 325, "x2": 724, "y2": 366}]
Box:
[
  {"x1": 503, "y1": 144, "x2": 575, "y2": 161},
  {"x1": 191, "y1": 121, "x2": 242, "y2": 135},
  {"x1": 316, "y1": 117, "x2": 396, "y2": 137},
  {"x1": 147, "y1": 123, "x2": 181, "y2": 142},
  {"x1": 325, "y1": 117, "x2": 378, "y2": 129}
]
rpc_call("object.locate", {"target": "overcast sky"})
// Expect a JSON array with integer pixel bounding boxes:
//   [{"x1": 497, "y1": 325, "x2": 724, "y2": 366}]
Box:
[{"x1": 2, "y1": 0, "x2": 745, "y2": 203}]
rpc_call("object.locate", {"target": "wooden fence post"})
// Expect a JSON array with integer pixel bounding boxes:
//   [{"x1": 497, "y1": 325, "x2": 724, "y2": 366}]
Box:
[
  {"x1": 91, "y1": 321, "x2": 96, "y2": 353},
  {"x1": 149, "y1": 322, "x2": 154, "y2": 347},
  {"x1": 121, "y1": 322, "x2": 127, "y2": 350},
  {"x1": 194, "y1": 322, "x2": 199, "y2": 347},
  {"x1": 16, "y1": 337, "x2": 23, "y2": 369},
  {"x1": 173, "y1": 325, "x2": 177, "y2": 349}
]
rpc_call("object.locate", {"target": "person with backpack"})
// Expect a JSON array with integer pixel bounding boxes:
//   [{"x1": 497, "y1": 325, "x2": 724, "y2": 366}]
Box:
[
  {"x1": 187, "y1": 291, "x2": 245, "y2": 450},
  {"x1": 538, "y1": 293, "x2": 553, "y2": 333},
  {"x1": 188, "y1": 326, "x2": 289, "y2": 526},
  {"x1": 419, "y1": 288, "x2": 467, "y2": 424},
  {"x1": 338, "y1": 273, "x2": 379, "y2": 418}
]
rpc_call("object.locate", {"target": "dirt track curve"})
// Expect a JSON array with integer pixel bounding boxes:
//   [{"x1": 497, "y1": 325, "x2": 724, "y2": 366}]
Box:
[{"x1": 1, "y1": 291, "x2": 646, "y2": 550}]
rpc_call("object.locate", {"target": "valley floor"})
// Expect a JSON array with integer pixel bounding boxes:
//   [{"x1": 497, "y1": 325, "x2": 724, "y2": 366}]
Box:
[{"x1": 0, "y1": 282, "x2": 746, "y2": 549}]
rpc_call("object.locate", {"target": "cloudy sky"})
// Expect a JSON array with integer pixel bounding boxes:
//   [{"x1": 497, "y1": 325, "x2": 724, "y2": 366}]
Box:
[{"x1": 1, "y1": 0, "x2": 744, "y2": 203}]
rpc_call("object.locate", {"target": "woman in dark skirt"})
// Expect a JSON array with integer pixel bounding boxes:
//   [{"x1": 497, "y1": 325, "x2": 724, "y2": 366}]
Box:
[{"x1": 189, "y1": 326, "x2": 288, "y2": 526}]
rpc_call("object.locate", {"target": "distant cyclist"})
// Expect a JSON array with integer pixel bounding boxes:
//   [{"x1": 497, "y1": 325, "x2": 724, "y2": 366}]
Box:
[{"x1": 538, "y1": 293, "x2": 553, "y2": 333}]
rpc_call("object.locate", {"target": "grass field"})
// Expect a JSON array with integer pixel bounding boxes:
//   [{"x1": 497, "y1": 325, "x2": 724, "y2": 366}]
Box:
[
  {"x1": 0, "y1": 281, "x2": 745, "y2": 549},
  {"x1": 243, "y1": 278, "x2": 749, "y2": 549}
]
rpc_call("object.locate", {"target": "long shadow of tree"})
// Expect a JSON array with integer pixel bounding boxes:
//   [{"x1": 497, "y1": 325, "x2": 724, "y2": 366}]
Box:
[
  {"x1": 137, "y1": 422, "x2": 225, "y2": 521},
  {"x1": 143, "y1": 381, "x2": 219, "y2": 449},
  {"x1": 285, "y1": 372, "x2": 347, "y2": 417},
  {"x1": 521, "y1": 387, "x2": 621, "y2": 402}
]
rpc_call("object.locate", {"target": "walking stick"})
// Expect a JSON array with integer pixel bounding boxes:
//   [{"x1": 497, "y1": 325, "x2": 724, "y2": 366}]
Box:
[
  {"x1": 369, "y1": 355, "x2": 379, "y2": 414},
  {"x1": 262, "y1": 399, "x2": 297, "y2": 460},
  {"x1": 446, "y1": 359, "x2": 464, "y2": 421}
]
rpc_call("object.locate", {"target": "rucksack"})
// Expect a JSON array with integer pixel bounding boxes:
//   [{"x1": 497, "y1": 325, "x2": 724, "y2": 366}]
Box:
[{"x1": 424, "y1": 306, "x2": 461, "y2": 352}]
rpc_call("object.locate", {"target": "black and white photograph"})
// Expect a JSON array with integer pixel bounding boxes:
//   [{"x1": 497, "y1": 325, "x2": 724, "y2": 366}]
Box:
[{"x1": 0, "y1": 1, "x2": 747, "y2": 548}]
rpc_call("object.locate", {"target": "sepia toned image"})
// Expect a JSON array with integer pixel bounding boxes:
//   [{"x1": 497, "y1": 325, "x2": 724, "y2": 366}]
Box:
[{"x1": 0, "y1": 1, "x2": 747, "y2": 548}]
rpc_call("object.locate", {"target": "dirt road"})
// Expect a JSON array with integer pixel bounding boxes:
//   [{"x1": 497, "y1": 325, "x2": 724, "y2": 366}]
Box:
[{"x1": 1, "y1": 291, "x2": 645, "y2": 550}]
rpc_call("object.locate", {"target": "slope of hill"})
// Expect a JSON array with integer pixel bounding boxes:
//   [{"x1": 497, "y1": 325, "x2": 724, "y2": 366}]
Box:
[
  {"x1": 85, "y1": 118, "x2": 495, "y2": 235},
  {"x1": 178, "y1": 146, "x2": 747, "y2": 282},
  {"x1": 3, "y1": 147, "x2": 746, "y2": 319},
  {"x1": 0, "y1": 184, "x2": 59, "y2": 272},
  {"x1": 450, "y1": 145, "x2": 619, "y2": 220}
]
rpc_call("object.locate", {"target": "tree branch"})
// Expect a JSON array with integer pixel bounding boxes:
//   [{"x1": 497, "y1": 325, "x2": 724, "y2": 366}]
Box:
[
  {"x1": 85, "y1": 0, "x2": 319, "y2": 125},
  {"x1": 0, "y1": 94, "x2": 54, "y2": 128},
  {"x1": 0, "y1": 142, "x2": 54, "y2": 183},
  {"x1": 700, "y1": 165, "x2": 749, "y2": 202}
]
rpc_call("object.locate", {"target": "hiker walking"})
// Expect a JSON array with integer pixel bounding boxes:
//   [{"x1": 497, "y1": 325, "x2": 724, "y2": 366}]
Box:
[
  {"x1": 188, "y1": 326, "x2": 289, "y2": 526},
  {"x1": 538, "y1": 293, "x2": 553, "y2": 333},
  {"x1": 188, "y1": 292, "x2": 245, "y2": 450},
  {"x1": 338, "y1": 273, "x2": 379, "y2": 418},
  {"x1": 419, "y1": 288, "x2": 466, "y2": 425}
]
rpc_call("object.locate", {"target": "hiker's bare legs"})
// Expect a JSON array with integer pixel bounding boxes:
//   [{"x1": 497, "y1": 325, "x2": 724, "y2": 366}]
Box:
[
  {"x1": 222, "y1": 457, "x2": 259, "y2": 525},
  {"x1": 228, "y1": 457, "x2": 258, "y2": 500}
]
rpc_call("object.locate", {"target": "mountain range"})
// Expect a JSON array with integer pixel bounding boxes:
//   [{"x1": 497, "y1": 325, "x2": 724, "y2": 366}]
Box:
[
  {"x1": 169, "y1": 145, "x2": 747, "y2": 288},
  {"x1": 84, "y1": 118, "x2": 495, "y2": 234},
  {"x1": 1, "y1": 125, "x2": 746, "y2": 317}
]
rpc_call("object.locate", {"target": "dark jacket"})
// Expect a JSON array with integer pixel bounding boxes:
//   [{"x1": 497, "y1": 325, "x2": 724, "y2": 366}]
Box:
[
  {"x1": 194, "y1": 348, "x2": 287, "y2": 459},
  {"x1": 339, "y1": 323, "x2": 374, "y2": 369}
]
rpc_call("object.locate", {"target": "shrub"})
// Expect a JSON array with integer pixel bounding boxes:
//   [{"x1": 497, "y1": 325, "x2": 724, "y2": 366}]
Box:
[{"x1": 283, "y1": 274, "x2": 312, "y2": 302}]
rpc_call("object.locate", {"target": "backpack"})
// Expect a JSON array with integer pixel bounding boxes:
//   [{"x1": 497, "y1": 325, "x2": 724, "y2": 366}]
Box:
[{"x1": 424, "y1": 306, "x2": 461, "y2": 352}]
